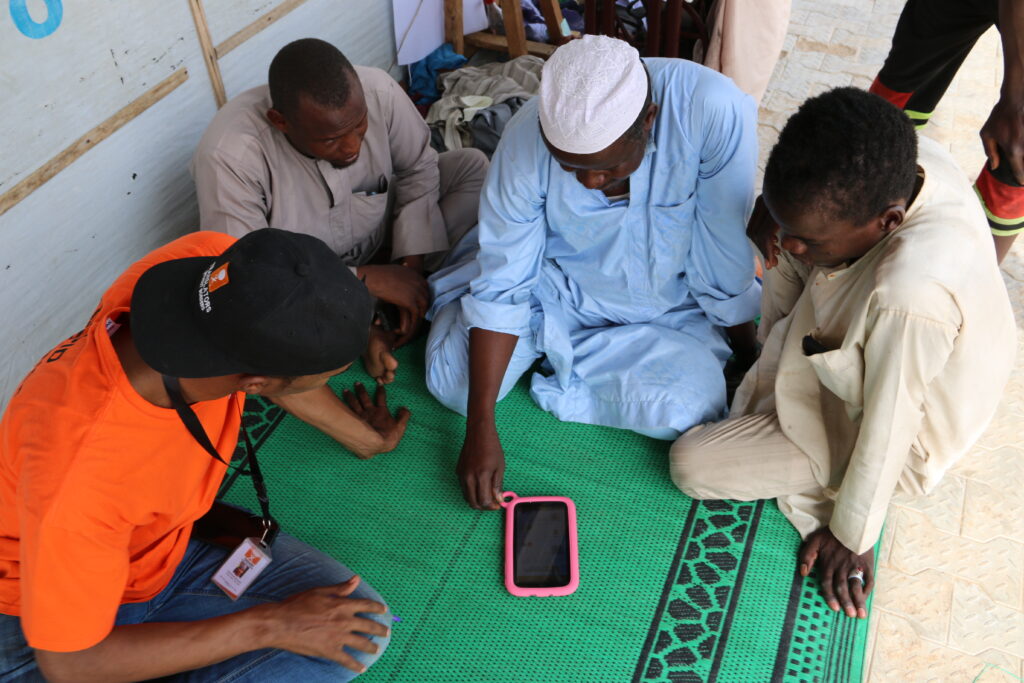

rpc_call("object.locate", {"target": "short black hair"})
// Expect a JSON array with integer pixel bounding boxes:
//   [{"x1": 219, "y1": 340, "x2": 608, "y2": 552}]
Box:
[
  {"x1": 764, "y1": 87, "x2": 918, "y2": 225},
  {"x1": 268, "y1": 38, "x2": 357, "y2": 116}
]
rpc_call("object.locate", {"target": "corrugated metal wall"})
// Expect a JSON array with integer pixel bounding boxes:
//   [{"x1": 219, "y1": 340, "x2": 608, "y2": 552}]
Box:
[{"x1": 0, "y1": 0, "x2": 399, "y2": 407}]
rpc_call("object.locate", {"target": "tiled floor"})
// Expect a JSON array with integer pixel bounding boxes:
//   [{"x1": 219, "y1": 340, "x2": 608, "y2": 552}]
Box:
[{"x1": 756, "y1": 0, "x2": 1024, "y2": 680}]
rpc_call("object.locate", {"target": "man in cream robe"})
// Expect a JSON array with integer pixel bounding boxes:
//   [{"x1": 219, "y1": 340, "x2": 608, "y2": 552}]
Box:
[{"x1": 671, "y1": 87, "x2": 1016, "y2": 619}]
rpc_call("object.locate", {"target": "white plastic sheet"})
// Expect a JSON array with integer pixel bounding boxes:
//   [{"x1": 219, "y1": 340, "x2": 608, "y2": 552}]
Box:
[{"x1": 392, "y1": 0, "x2": 488, "y2": 65}]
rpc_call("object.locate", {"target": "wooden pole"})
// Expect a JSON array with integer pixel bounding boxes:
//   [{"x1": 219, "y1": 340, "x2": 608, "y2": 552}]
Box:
[
  {"x1": 584, "y1": 0, "x2": 598, "y2": 35},
  {"x1": 644, "y1": 0, "x2": 662, "y2": 56},
  {"x1": 216, "y1": 0, "x2": 310, "y2": 58},
  {"x1": 500, "y1": 0, "x2": 528, "y2": 57},
  {"x1": 536, "y1": 0, "x2": 568, "y2": 45},
  {"x1": 0, "y1": 69, "x2": 189, "y2": 218},
  {"x1": 600, "y1": 0, "x2": 616, "y2": 36},
  {"x1": 664, "y1": 0, "x2": 682, "y2": 58},
  {"x1": 444, "y1": 0, "x2": 465, "y2": 54},
  {"x1": 187, "y1": 0, "x2": 227, "y2": 108}
]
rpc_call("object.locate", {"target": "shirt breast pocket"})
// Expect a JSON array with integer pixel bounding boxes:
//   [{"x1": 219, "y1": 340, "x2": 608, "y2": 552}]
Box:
[
  {"x1": 806, "y1": 345, "x2": 865, "y2": 415},
  {"x1": 337, "y1": 191, "x2": 390, "y2": 264},
  {"x1": 651, "y1": 193, "x2": 696, "y2": 256}
]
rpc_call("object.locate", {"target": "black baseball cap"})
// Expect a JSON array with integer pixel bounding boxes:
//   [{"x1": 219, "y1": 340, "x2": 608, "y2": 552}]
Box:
[{"x1": 131, "y1": 229, "x2": 372, "y2": 378}]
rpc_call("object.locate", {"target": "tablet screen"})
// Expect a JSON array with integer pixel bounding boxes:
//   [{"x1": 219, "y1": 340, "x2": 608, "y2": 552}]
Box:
[{"x1": 513, "y1": 501, "x2": 571, "y2": 588}]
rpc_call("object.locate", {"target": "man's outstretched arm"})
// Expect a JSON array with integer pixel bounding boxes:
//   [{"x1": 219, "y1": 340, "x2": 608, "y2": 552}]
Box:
[
  {"x1": 458, "y1": 328, "x2": 518, "y2": 511},
  {"x1": 271, "y1": 383, "x2": 410, "y2": 459}
]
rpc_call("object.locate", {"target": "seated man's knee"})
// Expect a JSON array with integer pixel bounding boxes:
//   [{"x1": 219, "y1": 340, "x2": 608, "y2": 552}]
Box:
[
  {"x1": 330, "y1": 575, "x2": 392, "y2": 677},
  {"x1": 425, "y1": 371, "x2": 468, "y2": 416},
  {"x1": 255, "y1": 632, "x2": 390, "y2": 683},
  {"x1": 440, "y1": 148, "x2": 489, "y2": 190},
  {"x1": 669, "y1": 427, "x2": 719, "y2": 499},
  {"x1": 454, "y1": 147, "x2": 489, "y2": 180},
  {"x1": 345, "y1": 596, "x2": 392, "y2": 677},
  {"x1": 425, "y1": 305, "x2": 470, "y2": 415}
]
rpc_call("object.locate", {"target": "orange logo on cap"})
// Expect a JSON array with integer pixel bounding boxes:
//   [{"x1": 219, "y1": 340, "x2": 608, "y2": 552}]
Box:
[{"x1": 208, "y1": 263, "x2": 230, "y2": 293}]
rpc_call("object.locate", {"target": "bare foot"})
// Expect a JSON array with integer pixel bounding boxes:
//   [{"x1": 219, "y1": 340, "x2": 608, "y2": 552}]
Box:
[{"x1": 364, "y1": 325, "x2": 399, "y2": 384}]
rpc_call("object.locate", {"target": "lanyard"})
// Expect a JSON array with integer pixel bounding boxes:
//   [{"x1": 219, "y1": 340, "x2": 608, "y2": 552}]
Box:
[{"x1": 162, "y1": 375, "x2": 278, "y2": 547}]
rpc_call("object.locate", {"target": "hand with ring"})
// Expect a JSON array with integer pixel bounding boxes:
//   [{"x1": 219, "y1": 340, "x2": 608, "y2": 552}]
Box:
[{"x1": 797, "y1": 527, "x2": 875, "y2": 619}]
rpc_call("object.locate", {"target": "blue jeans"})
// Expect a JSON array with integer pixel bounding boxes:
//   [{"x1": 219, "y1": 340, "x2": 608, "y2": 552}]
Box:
[{"x1": 0, "y1": 533, "x2": 390, "y2": 682}]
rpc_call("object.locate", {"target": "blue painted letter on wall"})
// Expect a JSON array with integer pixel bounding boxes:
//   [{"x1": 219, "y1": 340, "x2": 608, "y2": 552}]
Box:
[{"x1": 10, "y1": 0, "x2": 62, "y2": 39}]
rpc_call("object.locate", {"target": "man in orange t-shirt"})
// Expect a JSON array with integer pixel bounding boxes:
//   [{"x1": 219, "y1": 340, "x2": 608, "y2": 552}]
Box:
[{"x1": 0, "y1": 229, "x2": 408, "y2": 681}]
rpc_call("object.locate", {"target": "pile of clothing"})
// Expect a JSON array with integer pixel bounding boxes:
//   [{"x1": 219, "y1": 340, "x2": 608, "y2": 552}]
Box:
[
  {"x1": 484, "y1": 0, "x2": 585, "y2": 42},
  {"x1": 425, "y1": 55, "x2": 544, "y2": 157}
]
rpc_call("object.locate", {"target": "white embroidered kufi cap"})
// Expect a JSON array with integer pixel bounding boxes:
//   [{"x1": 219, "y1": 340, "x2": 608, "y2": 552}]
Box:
[{"x1": 539, "y1": 34, "x2": 647, "y2": 155}]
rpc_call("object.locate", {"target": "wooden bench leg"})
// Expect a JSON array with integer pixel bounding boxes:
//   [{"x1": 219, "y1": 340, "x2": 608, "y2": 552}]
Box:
[
  {"x1": 536, "y1": 0, "x2": 569, "y2": 45},
  {"x1": 444, "y1": 0, "x2": 465, "y2": 54},
  {"x1": 500, "y1": 0, "x2": 528, "y2": 57}
]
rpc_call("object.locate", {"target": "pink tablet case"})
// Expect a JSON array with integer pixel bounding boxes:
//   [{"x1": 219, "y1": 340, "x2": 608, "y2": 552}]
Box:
[{"x1": 500, "y1": 491, "x2": 579, "y2": 597}]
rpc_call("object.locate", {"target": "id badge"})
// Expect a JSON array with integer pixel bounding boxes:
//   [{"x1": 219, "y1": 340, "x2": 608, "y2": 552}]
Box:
[{"x1": 211, "y1": 537, "x2": 272, "y2": 600}]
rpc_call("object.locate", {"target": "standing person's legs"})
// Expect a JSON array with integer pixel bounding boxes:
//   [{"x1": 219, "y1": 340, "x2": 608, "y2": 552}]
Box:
[
  {"x1": 425, "y1": 298, "x2": 542, "y2": 416},
  {"x1": 869, "y1": 0, "x2": 1022, "y2": 261},
  {"x1": 428, "y1": 149, "x2": 489, "y2": 272},
  {"x1": 870, "y1": 0, "x2": 995, "y2": 128},
  {"x1": 670, "y1": 412, "x2": 831, "y2": 538}
]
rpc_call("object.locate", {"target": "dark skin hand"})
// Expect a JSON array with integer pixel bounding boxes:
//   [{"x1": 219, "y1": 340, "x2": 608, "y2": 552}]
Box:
[
  {"x1": 401, "y1": 254, "x2": 425, "y2": 275},
  {"x1": 747, "y1": 194, "x2": 781, "y2": 269},
  {"x1": 983, "y1": 0, "x2": 1024, "y2": 186},
  {"x1": 356, "y1": 264, "x2": 429, "y2": 348},
  {"x1": 342, "y1": 382, "x2": 411, "y2": 455},
  {"x1": 458, "y1": 420, "x2": 506, "y2": 511},
  {"x1": 459, "y1": 328, "x2": 519, "y2": 510},
  {"x1": 249, "y1": 576, "x2": 389, "y2": 673},
  {"x1": 982, "y1": 97, "x2": 1024, "y2": 186},
  {"x1": 395, "y1": 254, "x2": 427, "y2": 346},
  {"x1": 726, "y1": 321, "x2": 759, "y2": 370},
  {"x1": 798, "y1": 527, "x2": 875, "y2": 619}
]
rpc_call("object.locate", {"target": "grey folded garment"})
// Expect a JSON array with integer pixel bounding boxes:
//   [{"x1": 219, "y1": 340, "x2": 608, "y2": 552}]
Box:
[
  {"x1": 466, "y1": 96, "x2": 528, "y2": 158},
  {"x1": 426, "y1": 56, "x2": 543, "y2": 153}
]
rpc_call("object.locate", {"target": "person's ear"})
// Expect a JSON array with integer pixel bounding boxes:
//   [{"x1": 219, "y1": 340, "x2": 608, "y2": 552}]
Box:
[
  {"x1": 266, "y1": 108, "x2": 288, "y2": 134},
  {"x1": 643, "y1": 102, "x2": 659, "y2": 133},
  {"x1": 879, "y1": 204, "x2": 907, "y2": 234},
  {"x1": 237, "y1": 374, "x2": 272, "y2": 395}
]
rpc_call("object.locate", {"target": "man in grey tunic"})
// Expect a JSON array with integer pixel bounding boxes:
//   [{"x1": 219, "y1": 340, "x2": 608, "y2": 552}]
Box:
[{"x1": 193, "y1": 38, "x2": 488, "y2": 383}]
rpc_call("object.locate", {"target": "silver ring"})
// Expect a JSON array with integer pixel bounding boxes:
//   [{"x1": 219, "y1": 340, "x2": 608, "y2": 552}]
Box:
[{"x1": 847, "y1": 569, "x2": 865, "y2": 586}]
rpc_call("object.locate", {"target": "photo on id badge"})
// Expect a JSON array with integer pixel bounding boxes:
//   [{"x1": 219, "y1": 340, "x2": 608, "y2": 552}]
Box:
[{"x1": 212, "y1": 538, "x2": 272, "y2": 600}]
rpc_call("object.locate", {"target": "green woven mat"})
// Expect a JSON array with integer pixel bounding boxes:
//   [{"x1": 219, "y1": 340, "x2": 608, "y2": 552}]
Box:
[{"x1": 223, "y1": 341, "x2": 871, "y2": 682}]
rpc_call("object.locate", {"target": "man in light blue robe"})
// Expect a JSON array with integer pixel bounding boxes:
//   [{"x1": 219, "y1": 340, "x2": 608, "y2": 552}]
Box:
[{"x1": 425, "y1": 36, "x2": 761, "y2": 509}]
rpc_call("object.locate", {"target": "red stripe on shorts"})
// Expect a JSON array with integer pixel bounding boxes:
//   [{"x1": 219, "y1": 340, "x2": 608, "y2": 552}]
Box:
[
  {"x1": 868, "y1": 77, "x2": 912, "y2": 110},
  {"x1": 976, "y1": 166, "x2": 1024, "y2": 222}
]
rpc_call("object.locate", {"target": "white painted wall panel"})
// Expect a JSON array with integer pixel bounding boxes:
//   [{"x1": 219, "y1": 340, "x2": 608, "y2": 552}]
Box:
[
  {"x1": 0, "y1": 1, "x2": 397, "y2": 408},
  {"x1": 218, "y1": 0, "x2": 400, "y2": 100},
  {"x1": 203, "y1": 0, "x2": 282, "y2": 45},
  {"x1": 0, "y1": 1, "x2": 195, "y2": 191},
  {"x1": 0, "y1": 78, "x2": 216, "y2": 404},
  {"x1": 393, "y1": 0, "x2": 487, "y2": 65}
]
